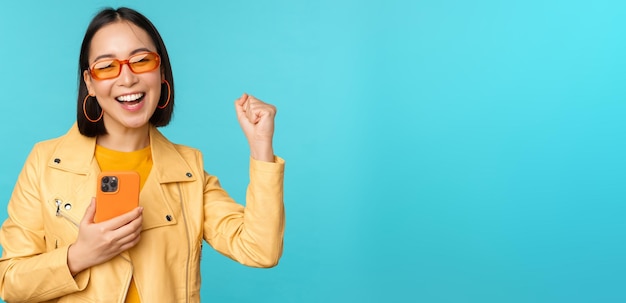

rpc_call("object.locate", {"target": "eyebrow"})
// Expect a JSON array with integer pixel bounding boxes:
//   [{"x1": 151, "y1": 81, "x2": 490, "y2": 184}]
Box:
[{"x1": 92, "y1": 48, "x2": 154, "y2": 63}]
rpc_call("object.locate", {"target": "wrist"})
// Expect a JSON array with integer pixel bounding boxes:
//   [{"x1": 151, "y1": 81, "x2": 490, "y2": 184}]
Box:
[
  {"x1": 250, "y1": 149, "x2": 274, "y2": 162},
  {"x1": 67, "y1": 244, "x2": 87, "y2": 276},
  {"x1": 249, "y1": 140, "x2": 274, "y2": 162}
]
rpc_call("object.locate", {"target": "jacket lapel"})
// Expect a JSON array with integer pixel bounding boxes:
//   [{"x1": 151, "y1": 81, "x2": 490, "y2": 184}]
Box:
[
  {"x1": 140, "y1": 127, "x2": 197, "y2": 230},
  {"x1": 47, "y1": 123, "x2": 97, "y2": 175}
]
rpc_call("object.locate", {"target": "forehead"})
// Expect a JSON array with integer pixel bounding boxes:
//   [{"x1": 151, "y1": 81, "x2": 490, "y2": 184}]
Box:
[{"x1": 89, "y1": 21, "x2": 156, "y2": 61}]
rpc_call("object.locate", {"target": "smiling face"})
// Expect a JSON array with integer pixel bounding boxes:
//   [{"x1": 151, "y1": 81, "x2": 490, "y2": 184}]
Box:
[{"x1": 83, "y1": 21, "x2": 163, "y2": 134}]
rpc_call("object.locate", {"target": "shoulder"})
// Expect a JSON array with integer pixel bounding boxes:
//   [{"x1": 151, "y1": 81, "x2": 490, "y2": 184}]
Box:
[
  {"x1": 152, "y1": 132, "x2": 202, "y2": 158},
  {"x1": 172, "y1": 143, "x2": 204, "y2": 161},
  {"x1": 28, "y1": 127, "x2": 76, "y2": 158},
  {"x1": 150, "y1": 127, "x2": 202, "y2": 157},
  {"x1": 150, "y1": 129, "x2": 206, "y2": 173},
  {"x1": 32, "y1": 133, "x2": 66, "y2": 152},
  {"x1": 21, "y1": 124, "x2": 96, "y2": 174}
]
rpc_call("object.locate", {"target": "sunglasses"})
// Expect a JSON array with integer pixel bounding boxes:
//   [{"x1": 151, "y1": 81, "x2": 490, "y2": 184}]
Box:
[{"x1": 89, "y1": 52, "x2": 161, "y2": 80}]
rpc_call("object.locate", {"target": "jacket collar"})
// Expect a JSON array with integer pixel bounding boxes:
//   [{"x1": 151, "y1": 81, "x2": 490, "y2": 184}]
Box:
[{"x1": 49, "y1": 123, "x2": 196, "y2": 183}]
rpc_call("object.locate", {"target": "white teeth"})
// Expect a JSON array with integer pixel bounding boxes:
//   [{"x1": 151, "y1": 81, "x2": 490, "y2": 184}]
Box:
[{"x1": 116, "y1": 93, "x2": 144, "y2": 102}]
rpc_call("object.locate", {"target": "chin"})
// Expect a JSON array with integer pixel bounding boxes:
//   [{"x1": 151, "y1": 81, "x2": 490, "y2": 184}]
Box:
[{"x1": 122, "y1": 118, "x2": 152, "y2": 129}]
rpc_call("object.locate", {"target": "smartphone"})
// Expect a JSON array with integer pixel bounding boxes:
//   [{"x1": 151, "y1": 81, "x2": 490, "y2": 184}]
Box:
[{"x1": 94, "y1": 171, "x2": 140, "y2": 223}]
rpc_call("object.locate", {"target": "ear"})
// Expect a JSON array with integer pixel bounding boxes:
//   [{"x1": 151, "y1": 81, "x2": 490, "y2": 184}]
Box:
[{"x1": 83, "y1": 70, "x2": 94, "y2": 95}]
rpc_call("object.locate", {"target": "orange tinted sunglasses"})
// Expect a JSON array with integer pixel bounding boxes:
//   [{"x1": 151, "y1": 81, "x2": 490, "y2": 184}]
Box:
[{"x1": 89, "y1": 52, "x2": 161, "y2": 80}]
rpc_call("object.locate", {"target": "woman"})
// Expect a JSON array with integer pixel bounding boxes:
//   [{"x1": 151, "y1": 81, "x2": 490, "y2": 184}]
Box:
[{"x1": 0, "y1": 7, "x2": 285, "y2": 302}]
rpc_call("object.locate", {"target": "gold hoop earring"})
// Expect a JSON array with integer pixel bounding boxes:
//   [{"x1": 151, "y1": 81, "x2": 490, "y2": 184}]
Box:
[
  {"x1": 83, "y1": 95, "x2": 103, "y2": 123},
  {"x1": 158, "y1": 80, "x2": 171, "y2": 109}
]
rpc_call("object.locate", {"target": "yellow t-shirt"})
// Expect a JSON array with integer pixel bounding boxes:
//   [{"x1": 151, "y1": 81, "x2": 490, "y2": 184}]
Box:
[{"x1": 95, "y1": 144, "x2": 152, "y2": 303}]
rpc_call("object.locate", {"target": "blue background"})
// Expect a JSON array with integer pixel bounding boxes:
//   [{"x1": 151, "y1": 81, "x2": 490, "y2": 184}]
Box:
[{"x1": 1, "y1": 0, "x2": 625, "y2": 302}]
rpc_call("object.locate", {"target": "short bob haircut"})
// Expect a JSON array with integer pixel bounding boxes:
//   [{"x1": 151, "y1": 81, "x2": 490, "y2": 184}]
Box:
[{"x1": 77, "y1": 7, "x2": 174, "y2": 137}]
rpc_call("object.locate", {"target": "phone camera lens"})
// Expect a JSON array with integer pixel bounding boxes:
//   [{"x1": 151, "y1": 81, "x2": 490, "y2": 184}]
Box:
[
  {"x1": 102, "y1": 176, "x2": 110, "y2": 184},
  {"x1": 102, "y1": 184, "x2": 109, "y2": 192}
]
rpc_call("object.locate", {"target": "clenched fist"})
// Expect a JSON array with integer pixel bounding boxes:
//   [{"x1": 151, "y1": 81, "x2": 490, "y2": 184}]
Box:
[{"x1": 234, "y1": 93, "x2": 277, "y2": 162}]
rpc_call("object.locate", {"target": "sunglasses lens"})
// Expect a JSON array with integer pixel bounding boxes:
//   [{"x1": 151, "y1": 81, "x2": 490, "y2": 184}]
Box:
[
  {"x1": 129, "y1": 53, "x2": 160, "y2": 73},
  {"x1": 89, "y1": 52, "x2": 160, "y2": 80},
  {"x1": 91, "y1": 60, "x2": 121, "y2": 80}
]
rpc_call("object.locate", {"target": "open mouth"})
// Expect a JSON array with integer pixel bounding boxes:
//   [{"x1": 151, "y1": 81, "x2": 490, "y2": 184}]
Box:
[{"x1": 115, "y1": 93, "x2": 145, "y2": 105}]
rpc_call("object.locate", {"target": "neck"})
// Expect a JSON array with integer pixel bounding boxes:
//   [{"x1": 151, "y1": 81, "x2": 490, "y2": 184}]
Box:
[{"x1": 96, "y1": 124, "x2": 151, "y2": 152}]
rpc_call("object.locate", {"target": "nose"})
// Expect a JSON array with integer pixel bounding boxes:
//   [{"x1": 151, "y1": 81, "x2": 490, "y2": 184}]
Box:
[{"x1": 117, "y1": 62, "x2": 138, "y2": 87}]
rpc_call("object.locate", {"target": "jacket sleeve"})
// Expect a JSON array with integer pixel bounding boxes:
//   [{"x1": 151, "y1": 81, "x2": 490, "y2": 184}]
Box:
[
  {"x1": 0, "y1": 145, "x2": 89, "y2": 302},
  {"x1": 202, "y1": 156, "x2": 285, "y2": 268}
]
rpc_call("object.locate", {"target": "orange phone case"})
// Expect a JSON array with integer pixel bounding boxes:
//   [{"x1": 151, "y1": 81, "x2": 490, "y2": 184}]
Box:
[{"x1": 95, "y1": 171, "x2": 140, "y2": 223}]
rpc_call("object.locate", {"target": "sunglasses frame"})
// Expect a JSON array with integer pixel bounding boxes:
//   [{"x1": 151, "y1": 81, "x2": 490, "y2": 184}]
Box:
[{"x1": 88, "y1": 52, "x2": 161, "y2": 80}]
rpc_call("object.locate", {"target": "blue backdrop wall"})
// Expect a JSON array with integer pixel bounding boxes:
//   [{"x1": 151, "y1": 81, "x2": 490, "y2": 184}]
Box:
[{"x1": 0, "y1": 0, "x2": 624, "y2": 302}]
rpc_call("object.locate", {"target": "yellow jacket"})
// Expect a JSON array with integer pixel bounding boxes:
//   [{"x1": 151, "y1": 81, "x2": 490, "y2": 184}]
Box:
[{"x1": 0, "y1": 124, "x2": 285, "y2": 302}]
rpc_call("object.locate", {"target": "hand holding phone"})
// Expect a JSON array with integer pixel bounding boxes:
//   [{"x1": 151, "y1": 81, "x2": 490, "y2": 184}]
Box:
[{"x1": 94, "y1": 171, "x2": 140, "y2": 223}]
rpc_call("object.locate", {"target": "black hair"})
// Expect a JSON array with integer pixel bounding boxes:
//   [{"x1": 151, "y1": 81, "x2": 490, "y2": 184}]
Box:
[{"x1": 77, "y1": 7, "x2": 174, "y2": 137}]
